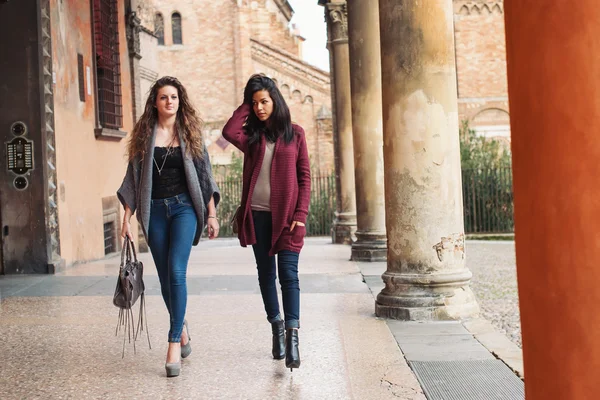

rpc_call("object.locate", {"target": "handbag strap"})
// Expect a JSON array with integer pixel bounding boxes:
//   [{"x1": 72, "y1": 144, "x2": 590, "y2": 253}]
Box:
[
  {"x1": 129, "y1": 237, "x2": 138, "y2": 261},
  {"x1": 120, "y1": 237, "x2": 135, "y2": 266},
  {"x1": 120, "y1": 236, "x2": 139, "y2": 264}
]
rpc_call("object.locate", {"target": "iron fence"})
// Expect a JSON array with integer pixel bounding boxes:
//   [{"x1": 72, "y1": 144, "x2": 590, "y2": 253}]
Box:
[
  {"x1": 461, "y1": 166, "x2": 514, "y2": 234},
  {"x1": 215, "y1": 174, "x2": 336, "y2": 237},
  {"x1": 215, "y1": 168, "x2": 514, "y2": 237}
]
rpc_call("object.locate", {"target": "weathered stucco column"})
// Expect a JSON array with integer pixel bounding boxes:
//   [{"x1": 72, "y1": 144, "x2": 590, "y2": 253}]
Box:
[
  {"x1": 375, "y1": 0, "x2": 479, "y2": 320},
  {"x1": 505, "y1": 2, "x2": 600, "y2": 398},
  {"x1": 322, "y1": 1, "x2": 357, "y2": 244},
  {"x1": 346, "y1": 0, "x2": 387, "y2": 261}
]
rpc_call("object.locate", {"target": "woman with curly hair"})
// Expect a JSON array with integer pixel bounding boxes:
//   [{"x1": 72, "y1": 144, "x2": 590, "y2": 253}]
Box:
[
  {"x1": 222, "y1": 74, "x2": 311, "y2": 371},
  {"x1": 117, "y1": 76, "x2": 220, "y2": 377}
]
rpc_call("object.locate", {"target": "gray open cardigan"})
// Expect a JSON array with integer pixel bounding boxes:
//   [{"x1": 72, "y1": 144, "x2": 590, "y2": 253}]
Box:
[{"x1": 117, "y1": 126, "x2": 220, "y2": 246}]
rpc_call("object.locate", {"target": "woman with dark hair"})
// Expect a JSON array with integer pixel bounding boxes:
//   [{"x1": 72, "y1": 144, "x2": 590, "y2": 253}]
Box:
[
  {"x1": 222, "y1": 74, "x2": 311, "y2": 371},
  {"x1": 117, "y1": 76, "x2": 220, "y2": 377}
]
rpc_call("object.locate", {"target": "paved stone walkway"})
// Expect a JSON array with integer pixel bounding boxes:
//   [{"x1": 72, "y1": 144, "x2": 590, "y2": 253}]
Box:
[
  {"x1": 0, "y1": 237, "x2": 522, "y2": 399},
  {"x1": 466, "y1": 241, "x2": 521, "y2": 348},
  {"x1": 0, "y1": 238, "x2": 425, "y2": 400}
]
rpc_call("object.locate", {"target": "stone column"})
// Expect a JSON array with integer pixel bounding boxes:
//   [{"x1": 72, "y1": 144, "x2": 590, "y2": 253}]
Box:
[
  {"x1": 346, "y1": 0, "x2": 387, "y2": 261},
  {"x1": 505, "y1": 2, "x2": 600, "y2": 398},
  {"x1": 375, "y1": 0, "x2": 479, "y2": 320},
  {"x1": 323, "y1": 1, "x2": 357, "y2": 245}
]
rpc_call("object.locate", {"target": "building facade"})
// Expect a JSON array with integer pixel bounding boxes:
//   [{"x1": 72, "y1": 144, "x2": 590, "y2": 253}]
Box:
[
  {"x1": 0, "y1": 0, "x2": 509, "y2": 273},
  {"x1": 144, "y1": 0, "x2": 334, "y2": 174},
  {"x1": 0, "y1": 0, "x2": 141, "y2": 273}
]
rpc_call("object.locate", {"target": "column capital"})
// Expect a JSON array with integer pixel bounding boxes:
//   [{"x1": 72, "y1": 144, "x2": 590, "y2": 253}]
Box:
[{"x1": 325, "y1": 2, "x2": 348, "y2": 44}]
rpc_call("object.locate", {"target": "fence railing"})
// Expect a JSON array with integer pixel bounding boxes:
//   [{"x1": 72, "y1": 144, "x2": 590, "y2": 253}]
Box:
[
  {"x1": 461, "y1": 166, "x2": 514, "y2": 234},
  {"x1": 215, "y1": 174, "x2": 336, "y2": 237},
  {"x1": 215, "y1": 167, "x2": 515, "y2": 237}
]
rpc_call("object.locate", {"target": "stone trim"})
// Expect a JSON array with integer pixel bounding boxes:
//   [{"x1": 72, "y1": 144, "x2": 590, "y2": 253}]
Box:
[
  {"x1": 250, "y1": 39, "x2": 330, "y2": 94},
  {"x1": 140, "y1": 25, "x2": 156, "y2": 37},
  {"x1": 140, "y1": 65, "x2": 159, "y2": 82},
  {"x1": 455, "y1": 1, "x2": 504, "y2": 15},
  {"x1": 273, "y1": 0, "x2": 294, "y2": 21},
  {"x1": 40, "y1": 1, "x2": 62, "y2": 264},
  {"x1": 458, "y1": 96, "x2": 509, "y2": 102},
  {"x1": 94, "y1": 127, "x2": 128, "y2": 140}
]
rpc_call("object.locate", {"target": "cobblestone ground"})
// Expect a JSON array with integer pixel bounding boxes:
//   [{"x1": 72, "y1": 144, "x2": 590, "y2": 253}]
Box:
[{"x1": 466, "y1": 241, "x2": 522, "y2": 348}]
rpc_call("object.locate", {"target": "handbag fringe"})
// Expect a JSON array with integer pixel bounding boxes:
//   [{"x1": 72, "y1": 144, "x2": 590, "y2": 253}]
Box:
[{"x1": 115, "y1": 292, "x2": 151, "y2": 358}]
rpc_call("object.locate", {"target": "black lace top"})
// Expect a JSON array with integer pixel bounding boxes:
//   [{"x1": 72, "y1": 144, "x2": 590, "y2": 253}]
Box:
[{"x1": 151, "y1": 146, "x2": 189, "y2": 199}]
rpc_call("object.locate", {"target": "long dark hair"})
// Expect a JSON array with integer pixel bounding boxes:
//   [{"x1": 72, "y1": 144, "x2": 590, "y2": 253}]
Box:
[
  {"x1": 127, "y1": 76, "x2": 204, "y2": 161},
  {"x1": 243, "y1": 74, "x2": 294, "y2": 145}
]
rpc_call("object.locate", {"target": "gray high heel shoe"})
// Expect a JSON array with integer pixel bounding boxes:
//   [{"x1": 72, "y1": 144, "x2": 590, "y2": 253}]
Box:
[
  {"x1": 181, "y1": 319, "x2": 192, "y2": 359},
  {"x1": 165, "y1": 361, "x2": 181, "y2": 377}
]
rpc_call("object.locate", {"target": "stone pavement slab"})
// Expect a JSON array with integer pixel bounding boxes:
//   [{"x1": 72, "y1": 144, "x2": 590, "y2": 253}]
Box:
[
  {"x1": 387, "y1": 322, "x2": 494, "y2": 362},
  {"x1": 1, "y1": 274, "x2": 369, "y2": 298}
]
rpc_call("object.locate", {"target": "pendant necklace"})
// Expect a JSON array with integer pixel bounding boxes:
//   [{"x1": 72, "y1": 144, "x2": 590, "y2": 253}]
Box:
[{"x1": 153, "y1": 136, "x2": 176, "y2": 176}]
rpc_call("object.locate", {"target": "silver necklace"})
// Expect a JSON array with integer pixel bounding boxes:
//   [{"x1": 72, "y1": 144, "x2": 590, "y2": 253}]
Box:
[{"x1": 153, "y1": 138, "x2": 176, "y2": 175}]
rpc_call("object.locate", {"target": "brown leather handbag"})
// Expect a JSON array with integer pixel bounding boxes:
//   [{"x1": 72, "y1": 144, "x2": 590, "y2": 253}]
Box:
[{"x1": 113, "y1": 236, "x2": 151, "y2": 357}]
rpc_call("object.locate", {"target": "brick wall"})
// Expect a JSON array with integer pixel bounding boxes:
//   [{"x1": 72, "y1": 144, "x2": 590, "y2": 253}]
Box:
[
  {"x1": 454, "y1": 0, "x2": 510, "y2": 130},
  {"x1": 152, "y1": 0, "x2": 238, "y2": 122},
  {"x1": 246, "y1": 0, "x2": 302, "y2": 57}
]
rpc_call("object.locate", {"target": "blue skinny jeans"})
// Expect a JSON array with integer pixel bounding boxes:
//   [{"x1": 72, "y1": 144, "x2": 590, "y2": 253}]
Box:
[
  {"x1": 147, "y1": 192, "x2": 197, "y2": 343},
  {"x1": 251, "y1": 211, "x2": 300, "y2": 329}
]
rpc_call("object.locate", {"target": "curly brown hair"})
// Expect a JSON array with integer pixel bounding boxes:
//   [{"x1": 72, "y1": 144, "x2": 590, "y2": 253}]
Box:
[{"x1": 126, "y1": 76, "x2": 204, "y2": 161}]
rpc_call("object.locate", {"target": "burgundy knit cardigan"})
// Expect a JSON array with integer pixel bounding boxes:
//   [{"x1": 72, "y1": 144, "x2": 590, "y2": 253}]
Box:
[{"x1": 222, "y1": 103, "x2": 311, "y2": 255}]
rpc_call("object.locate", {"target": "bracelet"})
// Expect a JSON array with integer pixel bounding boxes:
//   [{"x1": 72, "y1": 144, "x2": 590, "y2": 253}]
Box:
[{"x1": 208, "y1": 215, "x2": 218, "y2": 220}]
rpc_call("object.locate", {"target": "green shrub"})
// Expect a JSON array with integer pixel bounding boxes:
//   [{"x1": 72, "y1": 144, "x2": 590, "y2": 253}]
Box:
[{"x1": 460, "y1": 121, "x2": 514, "y2": 233}]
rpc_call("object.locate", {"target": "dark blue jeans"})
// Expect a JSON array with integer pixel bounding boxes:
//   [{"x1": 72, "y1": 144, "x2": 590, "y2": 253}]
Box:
[
  {"x1": 252, "y1": 211, "x2": 300, "y2": 329},
  {"x1": 148, "y1": 192, "x2": 197, "y2": 343}
]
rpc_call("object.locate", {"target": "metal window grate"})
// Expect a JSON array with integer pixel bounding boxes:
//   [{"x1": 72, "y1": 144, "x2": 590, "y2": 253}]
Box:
[
  {"x1": 410, "y1": 360, "x2": 524, "y2": 400},
  {"x1": 93, "y1": 0, "x2": 122, "y2": 129},
  {"x1": 172, "y1": 12, "x2": 182, "y2": 44},
  {"x1": 104, "y1": 222, "x2": 115, "y2": 254},
  {"x1": 155, "y1": 13, "x2": 164, "y2": 45}
]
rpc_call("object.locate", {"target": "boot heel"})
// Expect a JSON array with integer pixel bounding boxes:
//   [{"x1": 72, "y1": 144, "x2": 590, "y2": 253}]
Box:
[{"x1": 285, "y1": 329, "x2": 300, "y2": 371}]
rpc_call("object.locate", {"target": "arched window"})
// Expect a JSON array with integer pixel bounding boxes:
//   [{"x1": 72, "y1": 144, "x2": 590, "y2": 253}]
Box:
[
  {"x1": 172, "y1": 12, "x2": 182, "y2": 45},
  {"x1": 155, "y1": 13, "x2": 164, "y2": 46}
]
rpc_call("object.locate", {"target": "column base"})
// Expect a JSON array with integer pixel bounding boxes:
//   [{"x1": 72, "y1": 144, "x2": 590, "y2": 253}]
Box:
[
  {"x1": 351, "y1": 231, "x2": 387, "y2": 261},
  {"x1": 375, "y1": 269, "x2": 480, "y2": 321},
  {"x1": 331, "y1": 212, "x2": 357, "y2": 245}
]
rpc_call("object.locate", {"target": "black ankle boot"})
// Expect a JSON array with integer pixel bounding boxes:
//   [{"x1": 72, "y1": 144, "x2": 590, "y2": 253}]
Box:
[
  {"x1": 271, "y1": 321, "x2": 285, "y2": 360},
  {"x1": 285, "y1": 329, "x2": 300, "y2": 371}
]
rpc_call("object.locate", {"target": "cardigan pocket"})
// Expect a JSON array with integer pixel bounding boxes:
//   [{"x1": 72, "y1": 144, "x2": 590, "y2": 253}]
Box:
[{"x1": 290, "y1": 225, "x2": 306, "y2": 248}]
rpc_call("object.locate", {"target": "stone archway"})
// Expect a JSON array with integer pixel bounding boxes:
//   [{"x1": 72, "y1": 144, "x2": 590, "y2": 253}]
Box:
[{"x1": 471, "y1": 107, "x2": 511, "y2": 140}]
